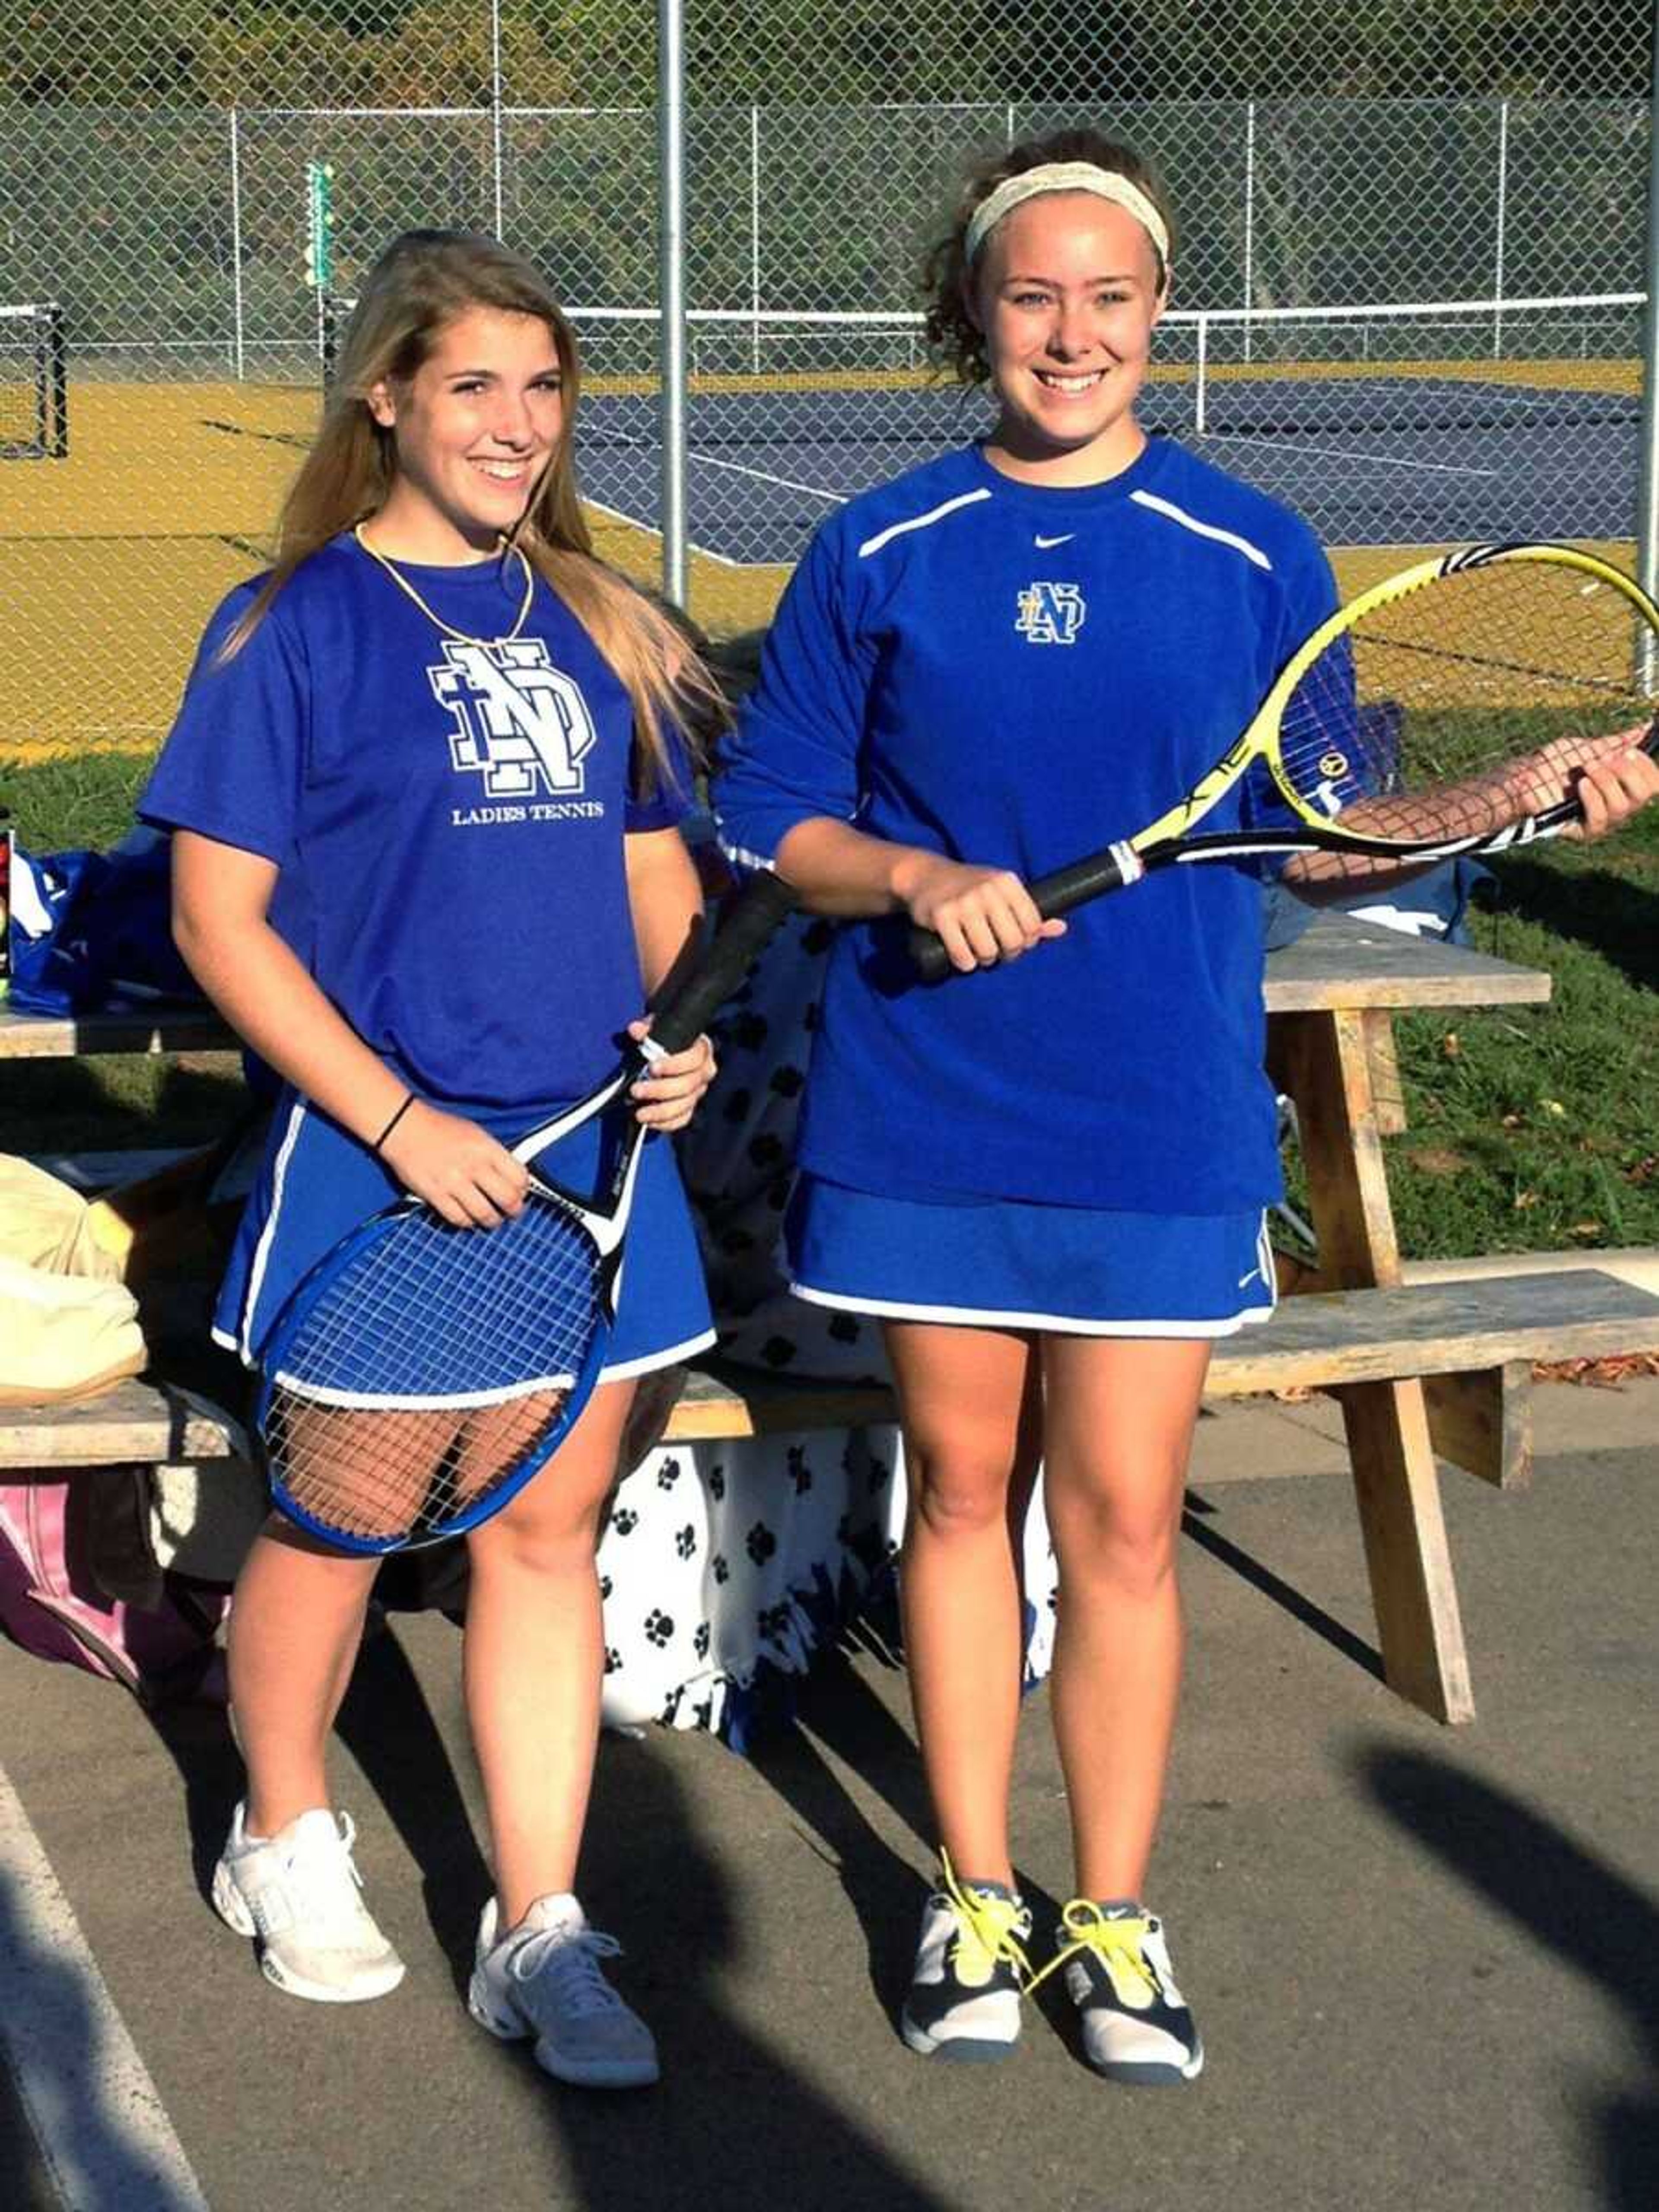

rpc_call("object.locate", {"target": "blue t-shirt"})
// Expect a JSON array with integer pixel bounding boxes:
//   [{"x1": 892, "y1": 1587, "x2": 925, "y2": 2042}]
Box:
[
  {"x1": 712, "y1": 439, "x2": 1338, "y2": 1212},
  {"x1": 140, "y1": 533, "x2": 687, "y2": 1110}
]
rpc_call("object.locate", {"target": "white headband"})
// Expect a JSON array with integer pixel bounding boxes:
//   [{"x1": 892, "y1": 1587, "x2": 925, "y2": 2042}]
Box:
[{"x1": 963, "y1": 162, "x2": 1171, "y2": 269}]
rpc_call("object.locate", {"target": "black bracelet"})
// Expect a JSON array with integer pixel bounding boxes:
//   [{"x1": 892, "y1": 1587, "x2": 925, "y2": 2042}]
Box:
[{"x1": 372, "y1": 1092, "x2": 415, "y2": 1154}]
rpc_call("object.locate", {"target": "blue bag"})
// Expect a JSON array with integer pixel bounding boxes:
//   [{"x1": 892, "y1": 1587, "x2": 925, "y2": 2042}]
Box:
[{"x1": 6, "y1": 830, "x2": 203, "y2": 1017}]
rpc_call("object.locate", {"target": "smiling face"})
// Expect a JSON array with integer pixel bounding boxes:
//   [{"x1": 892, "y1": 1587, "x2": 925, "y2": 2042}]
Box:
[
  {"x1": 365, "y1": 305, "x2": 565, "y2": 560},
  {"x1": 970, "y1": 191, "x2": 1167, "y2": 485}
]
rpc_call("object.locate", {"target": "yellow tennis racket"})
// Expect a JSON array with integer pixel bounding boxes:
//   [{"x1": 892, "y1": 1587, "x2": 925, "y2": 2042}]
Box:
[{"x1": 910, "y1": 542, "x2": 1659, "y2": 979}]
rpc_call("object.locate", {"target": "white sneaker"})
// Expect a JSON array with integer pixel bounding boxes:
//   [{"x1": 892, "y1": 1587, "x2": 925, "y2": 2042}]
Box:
[
  {"x1": 1046, "y1": 1901, "x2": 1204, "y2": 2085},
  {"x1": 468, "y1": 1894, "x2": 659, "y2": 2089},
  {"x1": 211, "y1": 1802, "x2": 405, "y2": 2003},
  {"x1": 899, "y1": 1871, "x2": 1031, "y2": 2061}
]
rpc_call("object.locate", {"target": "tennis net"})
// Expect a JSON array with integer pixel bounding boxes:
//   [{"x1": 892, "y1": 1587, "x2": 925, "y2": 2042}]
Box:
[{"x1": 0, "y1": 302, "x2": 67, "y2": 460}]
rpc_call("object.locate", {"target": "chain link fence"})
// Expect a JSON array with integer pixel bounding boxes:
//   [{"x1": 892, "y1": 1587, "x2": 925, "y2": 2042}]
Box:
[{"x1": 0, "y1": 1, "x2": 1652, "y2": 750}]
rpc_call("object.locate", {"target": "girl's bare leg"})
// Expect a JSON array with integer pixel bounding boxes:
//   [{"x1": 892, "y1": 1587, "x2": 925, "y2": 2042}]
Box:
[
  {"x1": 230, "y1": 1523, "x2": 382, "y2": 1836},
  {"x1": 884, "y1": 1322, "x2": 1042, "y2": 1886},
  {"x1": 1039, "y1": 1335, "x2": 1211, "y2": 1901},
  {"x1": 463, "y1": 1377, "x2": 635, "y2": 1928}
]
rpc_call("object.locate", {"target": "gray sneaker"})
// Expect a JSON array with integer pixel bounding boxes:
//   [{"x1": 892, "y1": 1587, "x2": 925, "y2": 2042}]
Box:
[
  {"x1": 468, "y1": 1894, "x2": 659, "y2": 2088},
  {"x1": 211, "y1": 1802, "x2": 405, "y2": 2003}
]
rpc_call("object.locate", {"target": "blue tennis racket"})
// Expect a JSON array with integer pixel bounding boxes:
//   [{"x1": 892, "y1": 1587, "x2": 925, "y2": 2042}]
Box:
[{"x1": 254, "y1": 871, "x2": 796, "y2": 1554}]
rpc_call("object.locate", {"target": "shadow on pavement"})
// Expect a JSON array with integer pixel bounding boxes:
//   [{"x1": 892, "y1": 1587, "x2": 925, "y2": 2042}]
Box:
[
  {"x1": 1183, "y1": 1493, "x2": 1385, "y2": 1683},
  {"x1": 747, "y1": 1642, "x2": 1072, "y2": 2053},
  {"x1": 1359, "y1": 1745, "x2": 1659, "y2": 2212},
  {"x1": 148, "y1": 1621, "x2": 958, "y2": 2212}
]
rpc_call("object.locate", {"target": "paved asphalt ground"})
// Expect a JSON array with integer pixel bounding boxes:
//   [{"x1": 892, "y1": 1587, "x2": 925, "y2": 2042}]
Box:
[{"x1": 2, "y1": 1377, "x2": 1655, "y2": 2212}]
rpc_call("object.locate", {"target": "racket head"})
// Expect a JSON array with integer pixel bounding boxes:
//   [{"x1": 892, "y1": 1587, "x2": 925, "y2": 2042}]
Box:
[
  {"x1": 254, "y1": 1188, "x2": 612, "y2": 1555},
  {"x1": 1255, "y1": 544, "x2": 1659, "y2": 850},
  {"x1": 253, "y1": 871, "x2": 800, "y2": 1551}
]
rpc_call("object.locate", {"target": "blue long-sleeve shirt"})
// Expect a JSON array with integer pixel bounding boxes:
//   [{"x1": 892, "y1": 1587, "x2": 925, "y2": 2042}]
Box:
[{"x1": 713, "y1": 439, "x2": 1338, "y2": 1211}]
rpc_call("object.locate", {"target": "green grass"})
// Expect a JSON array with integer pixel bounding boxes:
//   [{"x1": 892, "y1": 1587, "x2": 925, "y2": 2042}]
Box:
[
  {"x1": 1381, "y1": 838, "x2": 1658, "y2": 1257},
  {"x1": 1290, "y1": 793, "x2": 1658, "y2": 1257},
  {"x1": 5, "y1": 751, "x2": 1656, "y2": 1258}
]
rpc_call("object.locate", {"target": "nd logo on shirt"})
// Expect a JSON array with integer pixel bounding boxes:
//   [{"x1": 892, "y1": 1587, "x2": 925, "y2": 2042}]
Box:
[
  {"x1": 429, "y1": 641, "x2": 598, "y2": 802},
  {"x1": 1015, "y1": 581, "x2": 1087, "y2": 646}
]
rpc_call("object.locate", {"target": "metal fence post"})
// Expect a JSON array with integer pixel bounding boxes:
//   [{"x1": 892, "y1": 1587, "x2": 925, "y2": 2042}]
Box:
[
  {"x1": 658, "y1": 0, "x2": 688, "y2": 607},
  {"x1": 229, "y1": 106, "x2": 246, "y2": 381},
  {"x1": 1638, "y1": 20, "x2": 1659, "y2": 680},
  {"x1": 1243, "y1": 99, "x2": 1256, "y2": 355},
  {"x1": 490, "y1": 0, "x2": 505, "y2": 236},
  {"x1": 750, "y1": 102, "x2": 762, "y2": 373},
  {"x1": 1493, "y1": 97, "x2": 1510, "y2": 356}
]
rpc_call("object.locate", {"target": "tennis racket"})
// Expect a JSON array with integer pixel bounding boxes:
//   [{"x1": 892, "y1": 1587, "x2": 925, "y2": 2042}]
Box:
[
  {"x1": 909, "y1": 543, "x2": 1659, "y2": 981},
  {"x1": 254, "y1": 870, "x2": 797, "y2": 1554}
]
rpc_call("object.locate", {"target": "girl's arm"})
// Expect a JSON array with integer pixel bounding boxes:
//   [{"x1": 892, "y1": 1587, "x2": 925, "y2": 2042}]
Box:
[
  {"x1": 621, "y1": 826, "x2": 715, "y2": 1131},
  {"x1": 1280, "y1": 728, "x2": 1659, "y2": 899},
  {"x1": 172, "y1": 831, "x2": 529, "y2": 1227},
  {"x1": 773, "y1": 818, "x2": 1065, "y2": 974}
]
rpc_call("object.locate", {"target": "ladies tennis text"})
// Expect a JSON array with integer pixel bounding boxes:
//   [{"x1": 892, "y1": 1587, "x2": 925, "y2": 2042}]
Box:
[{"x1": 449, "y1": 799, "x2": 606, "y2": 827}]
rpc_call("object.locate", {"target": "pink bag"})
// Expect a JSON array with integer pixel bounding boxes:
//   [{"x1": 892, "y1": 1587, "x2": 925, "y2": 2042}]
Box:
[{"x1": 0, "y1": 1468, "x2": 227, "y2": 1703}]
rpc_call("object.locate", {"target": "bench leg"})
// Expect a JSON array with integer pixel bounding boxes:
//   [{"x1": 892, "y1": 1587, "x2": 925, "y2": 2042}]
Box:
[
  {"x1": 1424, "y1": 1361, "x2": 1533, "y2": 1491},
  {"x1": 1272, "y1": 1006, "x2": 1475, "y2": 1725},
  {"x1": 1339, "y1": 1379, "x2": 1475, "y2": 1724}
]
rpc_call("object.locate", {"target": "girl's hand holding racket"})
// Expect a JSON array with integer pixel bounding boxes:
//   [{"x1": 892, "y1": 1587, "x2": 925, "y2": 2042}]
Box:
[
  {"x1": 378, "y1": 1100, "x2": 529, "y2": 1229},
  {"x1": 1530, "y1": 727, "x2": 1659, "y2": 839},
  {"x1": 893, "y1": 850, "x2": 1068, "y2": 974},
  {"x1": 626, "y1": 1021, "x2": 717, "y2": 1132}
]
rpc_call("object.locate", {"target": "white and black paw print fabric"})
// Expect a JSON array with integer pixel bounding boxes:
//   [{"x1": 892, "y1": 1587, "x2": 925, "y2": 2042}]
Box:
[{"x1": 596, "y1": 1425, "x2": 1058, "y2": 1748}]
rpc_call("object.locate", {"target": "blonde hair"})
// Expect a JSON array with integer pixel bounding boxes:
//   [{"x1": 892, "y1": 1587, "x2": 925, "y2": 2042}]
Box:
[
  {"x1": 224, "y1": 229, "x2": 721, "y2": 789},
  {"x1": 922, "y1": 130, "x2": 1176, "y2": 388}
]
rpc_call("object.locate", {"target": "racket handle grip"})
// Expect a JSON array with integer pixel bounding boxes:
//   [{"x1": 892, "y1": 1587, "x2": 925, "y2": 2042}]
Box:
[
  {"x1": 651, "y1": 871, "x2": 799, "y2": 1053},
  {"x1": 907, "y1": 844, "x2": 1139, "y2": 982}
]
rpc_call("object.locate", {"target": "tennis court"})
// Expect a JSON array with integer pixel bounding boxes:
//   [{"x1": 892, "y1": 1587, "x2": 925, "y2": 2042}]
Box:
[
  {"x1": 566, "y1": 292, "x2": 1644, "y2": 574},
  {"x1": 0, "y1": 289, "x2": 1645, "y2": 753}
]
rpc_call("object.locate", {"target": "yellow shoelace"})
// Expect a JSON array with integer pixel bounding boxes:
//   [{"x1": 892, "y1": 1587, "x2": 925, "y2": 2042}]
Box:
[
  {"x1": 1025, "y1": 1899, "x2": 1159, "y2": 2002},
  {"x1": 938, "y1": 1850, "x2": 1033, "y2": 1986}
]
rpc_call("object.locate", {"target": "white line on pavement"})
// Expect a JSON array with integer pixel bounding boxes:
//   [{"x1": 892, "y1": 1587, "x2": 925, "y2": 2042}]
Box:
[{"x1": 0, "y1": 1763, "x2": 211, "y2": 2211}]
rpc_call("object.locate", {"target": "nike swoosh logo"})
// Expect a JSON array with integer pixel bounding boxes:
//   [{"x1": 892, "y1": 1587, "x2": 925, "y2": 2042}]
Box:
[{"x1": 1034, "y1": 533, "x2": 1075, "y2": 549}]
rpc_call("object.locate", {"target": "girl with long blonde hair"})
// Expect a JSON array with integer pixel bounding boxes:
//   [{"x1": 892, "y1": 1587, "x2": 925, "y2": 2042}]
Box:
[{"x1": 141, "y1": 229, "x2": 723, "y2": 2088}]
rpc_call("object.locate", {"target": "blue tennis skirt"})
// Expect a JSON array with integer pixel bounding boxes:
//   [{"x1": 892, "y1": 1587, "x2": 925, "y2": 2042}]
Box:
[
  {"x1": 215, "y1": 1090, "x2": 716, "y2": 1384},
  {"x1": 787, "y1": 1173, "x2": 1276, "y2": 1336}
]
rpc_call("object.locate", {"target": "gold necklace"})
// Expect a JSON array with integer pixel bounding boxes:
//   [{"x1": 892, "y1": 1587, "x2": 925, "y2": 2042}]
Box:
[{"x1": 352, "y1": 523, "x2": 536, "y2": 646}]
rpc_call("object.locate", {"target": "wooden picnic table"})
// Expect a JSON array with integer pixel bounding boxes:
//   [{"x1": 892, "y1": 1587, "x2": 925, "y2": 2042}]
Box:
[{"x1": 8, "y1": 915, "x2": 1653, "y2": 1728}]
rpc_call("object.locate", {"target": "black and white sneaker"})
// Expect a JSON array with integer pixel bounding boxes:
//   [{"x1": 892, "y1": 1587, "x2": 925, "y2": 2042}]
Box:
[
  {"x1": 899, "y1": 1863, "x2": 1032, "y2": 2062},
  {"x1": 1042, "y1": 1900, "x2": 1203, "y2": 2085}
]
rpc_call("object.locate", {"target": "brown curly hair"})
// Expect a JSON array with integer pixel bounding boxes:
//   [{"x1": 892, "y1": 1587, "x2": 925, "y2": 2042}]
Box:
[{"x1": 922, "y1": 130, "x2": 1176, "y2": 388}]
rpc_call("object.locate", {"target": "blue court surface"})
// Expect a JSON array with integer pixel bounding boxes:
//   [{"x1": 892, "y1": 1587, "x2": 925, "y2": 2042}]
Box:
[{"x1": 574, "y1": 373, "x2": 1639, "y2": 566}]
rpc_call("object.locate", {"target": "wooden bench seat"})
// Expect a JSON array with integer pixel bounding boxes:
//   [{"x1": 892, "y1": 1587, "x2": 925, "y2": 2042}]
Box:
[
  {"x1": 0, "y1": 1379, "x2": 246, "y2": 1470},
  {"x1": 6, "y1": 1266, "x2": 1654, "y2": 1499},
  {"x1": 668, "y1": 1268, "x2": 1659, "y2": 1494}
]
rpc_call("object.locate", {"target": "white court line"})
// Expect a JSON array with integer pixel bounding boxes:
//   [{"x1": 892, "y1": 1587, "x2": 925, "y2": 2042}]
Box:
[
  {"x1": 0, "y1": 1763, "x2": 211, "y2": 2211},
  {"x1": 582, "y1": 440, "x2": 855, "y2": 570},
  {"x1": 581, "y1": 493, "x2": 745, "y2": 571},
  {"x1": 686, "y1": 449, "x2": 854, "y2": 501},
  {"x1": 1200, "y1": 430, "x2": 1498, "y2": 479}
]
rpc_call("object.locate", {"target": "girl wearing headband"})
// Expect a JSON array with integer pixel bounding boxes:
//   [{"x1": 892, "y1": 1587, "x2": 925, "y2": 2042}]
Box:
[{"x1": 716, "y1": 128, "x2": 1652, "y2": 2085}]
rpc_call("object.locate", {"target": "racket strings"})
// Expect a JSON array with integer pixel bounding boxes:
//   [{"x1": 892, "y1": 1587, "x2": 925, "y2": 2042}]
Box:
[
  {"x1": 266, "y1": 1390, "x2": 575, "y2": 1545},
  {"x1": 1276, "y1": 563, "x2": 1655, "y2": 834},
  {"x1": 263, "y1": 1196, "x2": 604, "y2": 1545}
]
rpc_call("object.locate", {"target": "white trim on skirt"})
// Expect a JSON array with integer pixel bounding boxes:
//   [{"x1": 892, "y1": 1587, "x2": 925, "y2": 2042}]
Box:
[
  {"x1": 216, "y1": 1322, "x2": 719, "y2": 1388},
  {"x1": 787, "y1": 1286, "x2": 1276, "y2": 1337}
]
